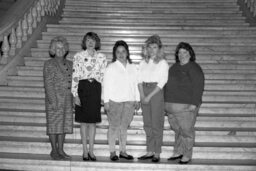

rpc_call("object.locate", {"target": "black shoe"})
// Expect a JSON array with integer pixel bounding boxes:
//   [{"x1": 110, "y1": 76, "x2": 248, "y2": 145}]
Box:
[
  {"x1": 138, "y1": 154, "x2": 154, "y2": 160},
  {"x1": 179, "y1": 159, "x2": 191, "y2": 164},
  {"x1": 110, "y1": 155, "x2": 119, "y2": 161},
  {"x1": 88, "y1": 153, "x2": 97, "y2": 161},
  {"x1": 110, "y1": 152, "x2": 119, "y2": 161},
  {"x1": 167, "y1": 155, "x2": 183, "y2": 161},
  {"x1": 82, "y1": 153, "x2": 89, "y2": 161},
  {"x1": 152, "y1": 156, "x2": 160, "y2": 163},
  {"x1": 119, "y1": 154, "x2": 134, "y2": 160}
]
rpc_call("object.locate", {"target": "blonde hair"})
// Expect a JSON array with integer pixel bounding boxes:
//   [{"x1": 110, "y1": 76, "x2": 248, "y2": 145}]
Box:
[
  {"x1": 49, "y1": 36, "x2": 69, "y2": 58},
  {"x1": 142, "y1": 34, "x2": 166, "y2": 63}
]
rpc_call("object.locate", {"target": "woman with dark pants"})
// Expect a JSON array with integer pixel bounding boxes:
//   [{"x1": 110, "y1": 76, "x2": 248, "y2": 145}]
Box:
[
  {"x1": 43, "y1": 36, "x2": 73, "y2": 160},
  {"x1": 71, "y1": 32, "x2": 107, "y2": 161},
  {"x1": 164, "y1": 42, "x2": 205, "y2": 164},
  {"x1": 104, "y1": 40, "x2": 140, "y2": 161},
  {"x1": 137, "y1": 35, "x2": 169, "y2": 162}
]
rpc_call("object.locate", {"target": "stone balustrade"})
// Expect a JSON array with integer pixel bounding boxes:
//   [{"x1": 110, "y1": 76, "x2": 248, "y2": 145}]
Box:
[
  {"x1": 244, "y1": 0, "x2": 256, "y2": 16},
  {"x1": 0, "y1": 0, "x2": 61, "y2": 65}
]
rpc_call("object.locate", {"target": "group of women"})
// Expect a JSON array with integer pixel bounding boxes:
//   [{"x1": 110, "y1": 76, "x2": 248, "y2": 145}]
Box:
[{"x1": 43, "y1": 32, "x2": 205, "y2": 164}]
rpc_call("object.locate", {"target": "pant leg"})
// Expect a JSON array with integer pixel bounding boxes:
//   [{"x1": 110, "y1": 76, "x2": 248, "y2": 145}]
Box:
[
  {"x1": 107, "y1": 100, "x2": 123, "y2": 152},
  {"x1": 141, "y1": 86, "x2": 154, "y2": 152},
  {"x1": 119, "y1": 101, "x2": 135, "y2": 152},
  {"x1": 150, "y1": 89, "x2": 165, "y2": 154},
  {"x1": 165, "y1": 103, "x2": 190, "y2": 155},
  {"x1": 167, "y1": 113, "x2": 183, "y2": 155},
  {"x1": 175, "y1": 109, "x2": 198, "y2": 159}
]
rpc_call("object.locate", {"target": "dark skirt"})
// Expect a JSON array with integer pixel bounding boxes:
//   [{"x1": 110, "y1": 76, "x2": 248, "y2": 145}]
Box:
[{"x1": 75, "y1": 79, "x2": 102, "y2": 123}]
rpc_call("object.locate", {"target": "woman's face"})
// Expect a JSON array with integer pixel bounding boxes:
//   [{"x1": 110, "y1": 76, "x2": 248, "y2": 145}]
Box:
[
  {"x1": 86, "y1": 37, "x2": 96, "y2": 50},
  {"x1": 116, "y1": 46, "x2": 127, "y2": 64},
  {"x1": 55, "y1": 42, "x2": 66, "y2": 58},
  {"x1": 178, "y1": 48, "x2": 190, "y2": 65},
  {"x1": 147, "y1": 43, "x2": 159, "y2": 59}
]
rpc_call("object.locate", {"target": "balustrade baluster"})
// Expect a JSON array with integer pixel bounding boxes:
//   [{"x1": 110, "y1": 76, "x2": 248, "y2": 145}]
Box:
[
  {"x1": 1, "y1": 35, "x2": 10, "y2": 64},
  {"x1": 9, "y1": 28, "x2": 17, "y2": 56},
  {"x1": 36, "y1": 2, "x2": 42, "y2": 22},
  {"x1": 40, "y1": 0, "x2": 45, "y2": 16},
  {"x1": 32, "y1": 7, "x2": 38, "y2": 28},
  {"x1": 22, "y1": 15, "x2": 28, "y2": 41},
  {"x1": 16, "y1": 21, "x2": 22, "y2": 48},
  {"x1": 27, "y1": 9, "x2": 33, "y2": 35}
]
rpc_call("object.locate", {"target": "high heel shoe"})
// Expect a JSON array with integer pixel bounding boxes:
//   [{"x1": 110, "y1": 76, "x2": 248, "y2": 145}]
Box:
[
  {"x1": 88, "y1": 153, "x2": 97, "y2": 161},
  {"x1": 82, "y1": 153, "x2": 89, "y2": 161}
]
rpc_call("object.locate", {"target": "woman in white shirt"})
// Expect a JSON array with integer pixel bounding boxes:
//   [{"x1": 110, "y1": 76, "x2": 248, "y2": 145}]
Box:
[
  {"x1": 72, "y1": 32, "x2": 107, "y2": 161},
  {"x1": 137, "y1": 35, "x2": 169, "y2": 162},
  {"x1": 104, "y1": 40, "x2": 140, "y2": 161}
]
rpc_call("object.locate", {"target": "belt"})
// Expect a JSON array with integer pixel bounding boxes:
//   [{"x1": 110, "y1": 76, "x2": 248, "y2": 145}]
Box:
[{"x1": 142, "y1": 82, "x2": 157, "y2": 87}]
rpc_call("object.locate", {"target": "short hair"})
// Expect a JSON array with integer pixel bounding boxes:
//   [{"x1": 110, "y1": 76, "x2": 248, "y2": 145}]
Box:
[
  {"x1": 142, "y1": 34, "x2": 166, "y2": 63},
  {"x1": 81, "y1": 32, "x2": 101, "y2": 51},
  {"x1": 49, "y1": 36, "x2": 69, "y2": 58},
  {"x1": 112, "y1": 40, "x2": 132, "y2": 64},
  {"x1": 175, "y1": 42, "x2": 196, "y2": 63}
]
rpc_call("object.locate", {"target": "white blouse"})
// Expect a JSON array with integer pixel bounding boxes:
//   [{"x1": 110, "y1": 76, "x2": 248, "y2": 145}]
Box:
[
  {"x1": 103, "y1": 60, "x2": 140, "y2": 103},
  {"x1": 138, "y1": 59, "x2": 169, "y2": 89},
  {"x1": 71, "y1": 50, "x2": 107, "y2": 97}
]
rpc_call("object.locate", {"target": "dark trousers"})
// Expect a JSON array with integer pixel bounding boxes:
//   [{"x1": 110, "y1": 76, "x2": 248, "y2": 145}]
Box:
[{"x1": 141, "y1": 84, "x2": 165, "y2": 154}]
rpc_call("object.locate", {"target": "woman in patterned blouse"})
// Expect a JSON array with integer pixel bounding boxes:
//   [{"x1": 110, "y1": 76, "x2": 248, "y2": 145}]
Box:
[{"x1": 71, "y1": 32, "x2": 107, "y2": 161}]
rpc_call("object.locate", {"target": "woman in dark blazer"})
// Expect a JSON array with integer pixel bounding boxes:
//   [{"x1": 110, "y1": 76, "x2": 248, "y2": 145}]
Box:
[{"x1": 43, "y1": 36, "x2": 73, "y2": 160}]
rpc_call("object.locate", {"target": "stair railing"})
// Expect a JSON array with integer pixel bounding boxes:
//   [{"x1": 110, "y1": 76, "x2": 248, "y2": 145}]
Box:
[
  {"x1": 0, "y1": 0, "x2": 61, "y2": 65},
  {"x1": 243, "y1": 0, "x2": 256, "y2": 16}
]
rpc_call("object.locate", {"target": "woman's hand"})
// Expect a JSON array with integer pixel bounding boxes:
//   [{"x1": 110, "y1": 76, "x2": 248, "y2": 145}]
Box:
[
  {"x1": 74, "y1": 96, "x2": 81, "y2": 106},
  {"x1": 104, "y1": 102, "x2": 110, "y2": 114},
  {"x1": 189, "y1": 105, "x2": 197, "y2": 111},
  {"x1": 142, "y1": 95, "x2": 151, "y2": 104},
  {"x1": 134, "y1": 101, "x2": 140, "y2": 110}
]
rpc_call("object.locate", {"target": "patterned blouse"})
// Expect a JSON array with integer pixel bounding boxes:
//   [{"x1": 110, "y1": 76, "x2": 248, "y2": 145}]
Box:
[{"x1": 71, "y1": 50, "x2": 107, "y2": 97}]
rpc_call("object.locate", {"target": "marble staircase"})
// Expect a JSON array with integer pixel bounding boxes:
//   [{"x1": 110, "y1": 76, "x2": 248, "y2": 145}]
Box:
[{"x1": 1, "y1": 0, "x2": 256, "y2": 170}]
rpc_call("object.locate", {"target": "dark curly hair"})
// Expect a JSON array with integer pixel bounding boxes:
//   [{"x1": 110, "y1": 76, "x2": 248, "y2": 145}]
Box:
[
  {"x1": 175, "y1": 42, "x2": 196, "y2": 63},
  {"x1": 112, "y1": 40, "x2": 132, "y2": 64}
]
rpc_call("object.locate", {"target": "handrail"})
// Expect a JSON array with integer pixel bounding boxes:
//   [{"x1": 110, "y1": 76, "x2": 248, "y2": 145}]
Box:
[
  {"x1": 243, "y1": 0, "x2": 256, "y2": 16},
  {"x1": 0, "y1": 0, "x2": 61, "y2": 65},
  {"x1": 0, "y1": 0, "x2": 35, "y2": 42}
]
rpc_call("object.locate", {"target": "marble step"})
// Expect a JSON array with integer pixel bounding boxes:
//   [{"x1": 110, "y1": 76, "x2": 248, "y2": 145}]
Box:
[
  {"x1": 1, "y1": 129, "x2": 256, "y2": 147},
  {"x1": 1, "y1": 138, "x2": 256, "y2": 160},
  {"x1": 16, "y1": 66, "x2": 256, "y2": 80},
  {"x1": 63, "y1": 4, "x2": 240, "y2": 9},
  {"x1": 37, "y1": 36, "x2": 256, "y2": 45},
  {"x1": 2, "y1": 86, "x2": 256, "y2": 100},
  {"x1": 0, "y1": 101, "x2": 256, "y2": 115},
  {"x1": 20, "y1": 59, "x2": 256, "y2": 70},
  {"x1": 32, "y1": 43, "x2": 256, "y2": 54},
  {"x1": 41, "y1": 31, "x2": 256, "y2": 38},
  {"x1": 17, "y1": 66, "x2": 256, "y2": 75},
  {"x1": 4, "y1": 79, "x2": 256, "y2": 91},
  {"x1": 1, "y1": 120, "x2": 256, "y2": 136},
  {"x1": 47, "y1": 24, "x2": 256, "y2": 37},
  {"x1": 28, "y1": 52, "x2": 256, "y2": 63},
  {"x1": 1, "y1": 102, "x2": 255, "y2": 116},
  {"x1": 48, "y1": 24, "x2": 256, "y2": 31},
  {"x1": 1, "y1": 112, "x2": 256, "y2": 131},
  {"x1": 60, "y1": 20, "x2": 247, "y2": 27},
  {"x1": 1, "y1": 122, "x2": 256, "y2": 137},
  {"x1": 1, "y1": 153, "x2": 256, "y2": 171},
  {"x1": 6, "y1": 76, "x2": 256, "y2": 88},
  {"x1": 65, "y1": 0, "x2": 238, "y2": 3}
]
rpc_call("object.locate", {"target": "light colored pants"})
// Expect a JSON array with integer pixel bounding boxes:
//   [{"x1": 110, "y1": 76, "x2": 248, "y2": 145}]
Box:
[
  {"x1": 165, "y1": 102, "x2": 198, "y2": 159},
  {"x1": 107, "y1": 100, "x2": 135, "y2": 153},
  {"x1": 142, "y1": 84, "x2": 165, "y2": 154}
]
